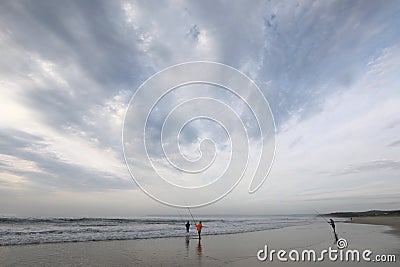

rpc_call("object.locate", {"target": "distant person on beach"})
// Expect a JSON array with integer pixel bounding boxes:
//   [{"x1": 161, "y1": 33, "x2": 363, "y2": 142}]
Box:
[
  {"x1": 196, "y1": 221, "x2": 202, "y2": 240},
  {"x1": 185, "y1": 221, "x2": 190, "y2": 233}
]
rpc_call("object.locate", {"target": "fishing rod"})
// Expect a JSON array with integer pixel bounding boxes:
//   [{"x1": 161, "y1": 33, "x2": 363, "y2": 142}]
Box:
[
  {"x1": 184, "y1": 200, "x2": 197, "y2": 226},
  {"x1": 175, "y1": 208, "x2": 184, "y2": 222},
  {"x1": 313, "y1": 209, "x2": 339, "y2": 243},
  {"x1": 312, "y1": 208, "x2": 330, "y2": 224},
  {"x1": 187, "y1": 207, "x2": 196, "y2": 226}
]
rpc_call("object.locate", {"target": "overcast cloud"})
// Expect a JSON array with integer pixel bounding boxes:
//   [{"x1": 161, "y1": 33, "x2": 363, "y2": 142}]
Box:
[{"x1": 0, "y1": 0, "x2": 399, "y2": 217}]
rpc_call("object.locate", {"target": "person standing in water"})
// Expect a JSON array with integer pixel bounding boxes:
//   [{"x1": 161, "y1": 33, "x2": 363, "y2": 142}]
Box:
[
  {"x1": 185, "y1": 221, "x2": 190, "y2": 233},
  {"x1": 196, "y1": 221, "x2": 202, "y2": 240}
]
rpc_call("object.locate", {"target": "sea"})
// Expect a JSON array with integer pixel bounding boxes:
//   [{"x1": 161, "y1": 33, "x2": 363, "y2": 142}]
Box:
[{"x1": 0, "y1": 215, "x2": 318, "y2": 246}]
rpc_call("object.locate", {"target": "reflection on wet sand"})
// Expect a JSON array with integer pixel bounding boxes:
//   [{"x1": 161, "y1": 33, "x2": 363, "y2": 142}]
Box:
[
  {"x1": 185, "y1": 236, "x2": 190, "y2": 256},
  {"x1": 197, "y1": 239, "x2": 202, "y2": 265}
]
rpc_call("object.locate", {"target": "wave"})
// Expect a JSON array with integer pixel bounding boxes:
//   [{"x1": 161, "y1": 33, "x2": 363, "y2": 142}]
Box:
[
  {"x1": 0, "y1": 215, "x2": 314, "y2": 246},
  {"x1": 0, "y1": 217, "x2": 224, "y2": 224}
]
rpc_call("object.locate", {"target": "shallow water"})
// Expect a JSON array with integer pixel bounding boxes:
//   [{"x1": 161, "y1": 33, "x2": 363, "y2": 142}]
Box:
[{"x1": 0, "y1": 215, "x2": 316, "y2": 245}]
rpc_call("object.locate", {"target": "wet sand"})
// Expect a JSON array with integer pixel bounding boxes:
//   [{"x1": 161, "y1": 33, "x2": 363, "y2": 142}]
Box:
[
  {"x1": 346, "y1": 216, "x2": 400, "y2": 236},
  {"x1": 0, "y1": 221, "x2": 399, "y2": 266}
]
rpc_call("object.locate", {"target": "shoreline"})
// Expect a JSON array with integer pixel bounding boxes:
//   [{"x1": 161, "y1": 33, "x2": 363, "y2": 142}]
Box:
[
  {"x1": 1, "y1": 221, "x2": 399, "y2": 266},
  {"x1": 0, "y1": 222, "x2": 313, "y2": 247},
  {"x1": 344, "y1": 216, "x2": 400, "y2": 237}
]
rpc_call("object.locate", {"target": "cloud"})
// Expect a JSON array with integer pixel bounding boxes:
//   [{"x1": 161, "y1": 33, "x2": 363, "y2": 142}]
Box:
[
  {"x1": 333, "y1": 159, "x2": 400, "y2": 176},
  {"x1": 387, "y1": 139, "x2": 400, "y2": 147},
  {"x1": 256, "y1": 0, "x2": 400, "y2": 128},
  {"x1": 0, "y1": 153, "x2": 46, "y2": 175},
  {"x1": 0, "y1": 0, "x2": 399, "y2": 215},
  {"x1": 232, "y1": 42, "x2": 400, "y2": 213}
]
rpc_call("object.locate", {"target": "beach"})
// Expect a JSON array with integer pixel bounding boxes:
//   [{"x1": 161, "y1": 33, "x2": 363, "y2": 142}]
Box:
[
  {"x1": 346, "y1": 216, "x2": 400, "y2": 236},
  {"x1": 0, "y1": 220, "x2": 399, "y2": 266}
]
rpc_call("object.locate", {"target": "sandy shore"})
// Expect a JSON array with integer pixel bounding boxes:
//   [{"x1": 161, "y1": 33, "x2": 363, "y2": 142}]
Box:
[
  {"x1": 0, "y1": 221, "x2": 399, "y2": 266},
  {"x1": 346, "y1": 216, "x2": 400, "y2": 236}
]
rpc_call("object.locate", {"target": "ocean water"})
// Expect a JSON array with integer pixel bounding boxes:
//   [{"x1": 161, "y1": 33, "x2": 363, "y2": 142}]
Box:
[{"x1": 0, "y1": 215, "x2": 315, "y2": 246}]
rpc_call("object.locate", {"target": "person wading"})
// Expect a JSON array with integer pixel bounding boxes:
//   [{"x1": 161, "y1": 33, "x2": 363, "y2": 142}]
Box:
[{"x1": 185, "y1": 221, "x2": 190, "y2": 233}]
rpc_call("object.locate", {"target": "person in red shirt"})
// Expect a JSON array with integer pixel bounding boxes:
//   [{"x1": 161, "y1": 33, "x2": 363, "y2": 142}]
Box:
[{"x1": 196, "y1": 221, "x2": 202, "y2": 240}]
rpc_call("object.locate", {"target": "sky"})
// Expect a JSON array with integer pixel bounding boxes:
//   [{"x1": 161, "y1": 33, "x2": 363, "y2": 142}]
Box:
[{"x1": 0, "y1": 0, "x2": 399, "y2": 217}]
